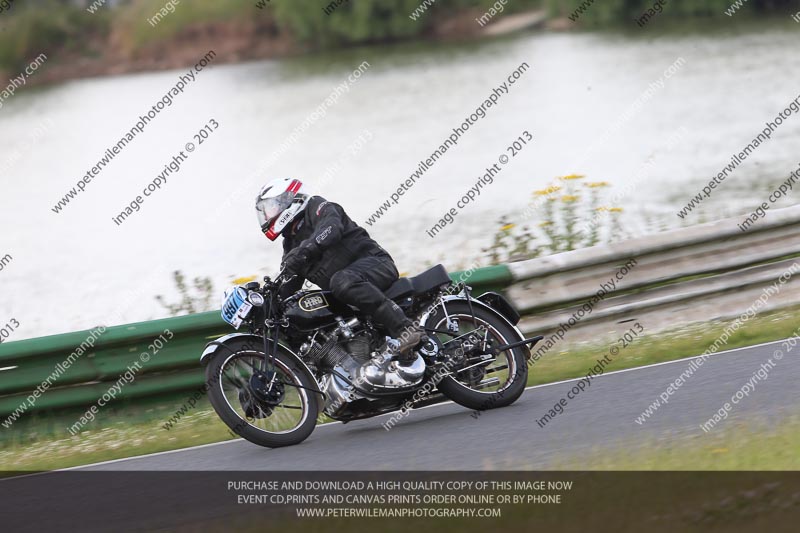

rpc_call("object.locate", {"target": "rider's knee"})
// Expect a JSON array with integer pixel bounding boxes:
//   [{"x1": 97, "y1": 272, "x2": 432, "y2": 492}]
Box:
[{"x1": 330, "y1": 269, "x2": 359, "y2": 300}]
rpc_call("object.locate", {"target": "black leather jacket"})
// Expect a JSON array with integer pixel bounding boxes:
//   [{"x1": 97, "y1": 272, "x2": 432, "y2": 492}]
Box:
[{"x1": 280, "y1": 196, "x2": 392, "y2": 292}]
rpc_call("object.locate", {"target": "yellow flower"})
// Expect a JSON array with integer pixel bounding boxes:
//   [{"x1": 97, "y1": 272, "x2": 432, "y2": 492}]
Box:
[
  {"x1": 539, "y1": 221, "x2": 553, "y2": 227},
  {"x1": 596, "y1": 206, "x2": 609, "y2": 212},
  {"x1": 500, "y1": 223, "x2": 516, "y2": 231},
  {"x1": 233, "y1": 275, "x2": 257, "y2": 285},
  {"x1": 584, "y1": 181, "x2": 610, "y2": 188},
  {"x1": 534, "y1": 185, "x2": 562, "y2": 196},
  {"x1": 608, "y1": 207, "x2": 624, "y2": 212},
  {"x1": 560, "y1": 174, "x2": 585, "y2": 181},
  {"x1": 561, "y1": 195, "x2": 579, "y2": 203}
]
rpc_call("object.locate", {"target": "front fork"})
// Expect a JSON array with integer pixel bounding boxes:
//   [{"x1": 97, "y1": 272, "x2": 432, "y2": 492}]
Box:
[{"x1": 259, "y1": 297, "x2": 289, "y2": 396}]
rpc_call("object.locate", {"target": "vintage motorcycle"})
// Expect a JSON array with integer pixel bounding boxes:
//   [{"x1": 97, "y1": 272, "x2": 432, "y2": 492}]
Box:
[{"x1": 200, "y1": 264, "x2": 542, "y2": 448}]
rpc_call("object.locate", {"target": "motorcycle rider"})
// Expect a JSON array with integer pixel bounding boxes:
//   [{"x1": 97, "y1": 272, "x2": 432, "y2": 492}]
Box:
[{"x1": 255, "y1": 178, "x2": 426, "y2": 362}]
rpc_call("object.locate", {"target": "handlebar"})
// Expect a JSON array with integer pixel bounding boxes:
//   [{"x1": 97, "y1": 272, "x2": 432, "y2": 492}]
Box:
[{"x1": 263, "y1": 269, "x2": 297, "y2": 290}]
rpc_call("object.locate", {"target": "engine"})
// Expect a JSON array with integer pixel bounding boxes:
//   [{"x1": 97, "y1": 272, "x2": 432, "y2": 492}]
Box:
[
  {"x1": 300, "y1": 317, "x2": 428, "y2": 418},
  {"x1": 300, "y1": 318, "x2": 370, "y2": 370}
]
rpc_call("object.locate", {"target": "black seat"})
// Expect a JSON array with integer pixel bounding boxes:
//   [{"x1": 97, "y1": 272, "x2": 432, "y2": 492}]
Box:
[
  {"x1": 383, "y1": 264, "x2": 451, "y2": 301},
  {"x1": 384, "y1": 277, "x2": 414, "y2": 300},
  {"x1": 409, "y1": 264, "x2": 451, "y2": 295}
]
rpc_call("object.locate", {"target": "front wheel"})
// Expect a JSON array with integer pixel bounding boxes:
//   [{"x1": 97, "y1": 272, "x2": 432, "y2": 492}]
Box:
[
  {"x1": 205, "y1": 338, "x2": 320, "y2": 448},
  {"x1": 425, "y1": 300, "x2": 528, "y2": 411}
]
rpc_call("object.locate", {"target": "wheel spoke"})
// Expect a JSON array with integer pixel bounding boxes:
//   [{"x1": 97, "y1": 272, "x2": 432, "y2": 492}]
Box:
[
  {"x1": 453, "y1": 363, "x2": 487, "y2": 374},
  {"x1": 441, "y1": 327, "x2": 487, "y2": 346},
  {"x1": 234, "y1": 358, "x2": 255, "y2": 381},
  {"x1": 222, "y1": 368, "x2": 247, "y2": 389},
  {"x1": 243, "y1": 357, "x2": 261, "y2": 373},
  {"x1": 431, "y1": 312, "x2": 518, "y2": 395},
  {"x1": 216, "y1": 351, "x2": 310, "y2": 436}
]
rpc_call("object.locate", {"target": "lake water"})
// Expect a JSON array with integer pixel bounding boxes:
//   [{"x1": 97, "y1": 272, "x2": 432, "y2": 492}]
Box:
[{"x1": 2, "y1": 23, "x2": 799, "y2": 339}]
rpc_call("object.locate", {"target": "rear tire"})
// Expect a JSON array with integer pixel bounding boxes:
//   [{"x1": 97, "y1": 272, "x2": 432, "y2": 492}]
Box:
[
  {"x1": 426, "y1": 300, "x2": 528, "y2": 411},
  {"x1": 205, "y1": 338, "x2": 319, "y2": 448}
]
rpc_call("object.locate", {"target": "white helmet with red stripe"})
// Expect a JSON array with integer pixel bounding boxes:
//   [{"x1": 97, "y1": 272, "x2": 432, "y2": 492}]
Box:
[{"x1": 255, "y1": 178, "x2": 310, "y2": 240}]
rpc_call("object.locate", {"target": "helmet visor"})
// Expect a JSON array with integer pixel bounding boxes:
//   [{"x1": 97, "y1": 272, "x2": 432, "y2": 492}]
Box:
[{"x1": 256, "y1": 191, "x2": 294, "y2": 230}]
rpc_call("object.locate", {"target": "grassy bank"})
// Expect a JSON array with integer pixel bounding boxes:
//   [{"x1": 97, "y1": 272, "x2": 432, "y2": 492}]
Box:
[
  {"x1": 525, "y1": 303, "x2": 800, "y2": 387},
  {"x1": 0, "y1": 0, "x2": 543, "y2": 81},
  {"x1": 553, "y1": 416, "x2": 800, "y2": 470},
  {"x1": 2, "y1": 304, "x2": 800, "y2": 471},
  {"x1": 2, "y1": 0, "x2": 791, "y2": 83},
  {"x1": 547, "y1": 0, "x2": 794, "y2": 26}
]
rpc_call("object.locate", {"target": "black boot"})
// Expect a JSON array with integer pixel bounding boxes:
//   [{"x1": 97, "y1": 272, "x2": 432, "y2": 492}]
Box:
[{"x1": 372, "y1": 300, "x2": 427, "y2": 363}]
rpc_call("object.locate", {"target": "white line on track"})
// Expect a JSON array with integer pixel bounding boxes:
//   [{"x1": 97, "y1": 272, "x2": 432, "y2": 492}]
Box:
[{"x1": 23, "y1": 336, "x2": 788, "y2": 473}]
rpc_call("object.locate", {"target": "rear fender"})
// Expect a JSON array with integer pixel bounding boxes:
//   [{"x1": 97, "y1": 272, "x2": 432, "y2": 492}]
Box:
[
  {"x1": 420, "y1": 295, "x2": 528, "y2": 351},
  {"x1": 476, "y1": 291, "x2": 520, "y2": 325}
]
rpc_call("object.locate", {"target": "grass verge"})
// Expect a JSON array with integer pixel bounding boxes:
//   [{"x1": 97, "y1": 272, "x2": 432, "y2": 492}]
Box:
[
  {"x1": 550, "y1": 416, "x2": 800, "y2": 470},
  {"x1": 524, "y1": 304, "x2": 800, "y2": 387}
]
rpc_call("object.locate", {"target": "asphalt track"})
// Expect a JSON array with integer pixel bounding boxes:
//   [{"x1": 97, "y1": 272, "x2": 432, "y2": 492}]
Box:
[{"x1": 75, "y1": 338, "x2": 798, "y2": 471}]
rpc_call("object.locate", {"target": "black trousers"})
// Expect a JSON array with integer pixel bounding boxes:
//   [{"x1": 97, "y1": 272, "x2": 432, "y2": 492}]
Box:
[{"x1": 329, "y1": 255, "x2": 399, "y2": 315}]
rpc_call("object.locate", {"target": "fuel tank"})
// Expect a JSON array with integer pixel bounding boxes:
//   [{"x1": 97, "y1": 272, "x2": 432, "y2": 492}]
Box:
[{"x1": 284, "y1": 291, "x2": 353, "y2": 330}]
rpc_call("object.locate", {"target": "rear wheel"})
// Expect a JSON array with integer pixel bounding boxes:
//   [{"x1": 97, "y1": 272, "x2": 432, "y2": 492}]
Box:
[
  {"x1": 425, "y1": 300, "x2": 528, "y2": 411},
  {"x1": 205, "y1": 338, "x2": 319, "y2": 448}
]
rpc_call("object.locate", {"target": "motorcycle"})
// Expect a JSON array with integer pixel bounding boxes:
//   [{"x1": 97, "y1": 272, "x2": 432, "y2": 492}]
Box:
[{"x1": 200, "y1": 263, "x2": 543, "y2": 448}]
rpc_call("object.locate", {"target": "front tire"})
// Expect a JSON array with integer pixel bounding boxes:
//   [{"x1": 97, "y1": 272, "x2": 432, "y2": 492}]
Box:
[
  {"x1": 425, "y1": 300, "x2": 528, "y2": 411},
  {"x1": 205, "y1": 338, "x2": 320, "y2": 448}
]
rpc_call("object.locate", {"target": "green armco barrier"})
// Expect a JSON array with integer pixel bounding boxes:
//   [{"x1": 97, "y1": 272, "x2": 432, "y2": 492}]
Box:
[
  {"x1": 458, "y1": 264, "x2": 512, "y2": 292},
  {"x1": 0, "y1": 265, "x2": 512, "y2": 419}
]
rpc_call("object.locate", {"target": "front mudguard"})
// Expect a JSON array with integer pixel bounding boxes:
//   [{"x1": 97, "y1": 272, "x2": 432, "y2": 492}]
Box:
[{"x1": 200, "y1": 333, "x2": 319, "y2": 388}]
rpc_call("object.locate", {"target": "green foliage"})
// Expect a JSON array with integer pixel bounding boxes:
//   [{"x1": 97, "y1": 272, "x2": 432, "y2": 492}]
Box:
[
  {"x1": 273, "y1": 0, "x2": 431, "y2": 46},
  {"x1": 155, "y1": 270, "x2": 215, "y2": 316},
  {"x1": 0, "y1": 0, "x2": 791, "y2": 72},
  {"x1": 117, "y1": 0, "x2": 251, "y2": 51},
  {"x1": 548, "y1": 0, "x2": 792, "y2": 24},
  {"x1": 0, "y1": 0, "x2": 542, "y2": 68},
  {"x1": 272, "y1": 0, "x2": 542, "y2": 46},
  {"x1": 0, "y1": 2, "x2": 109, "y2": 71},
  {"x1": 484, "y1": 175, "x2": 625, "y2": 264}
]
